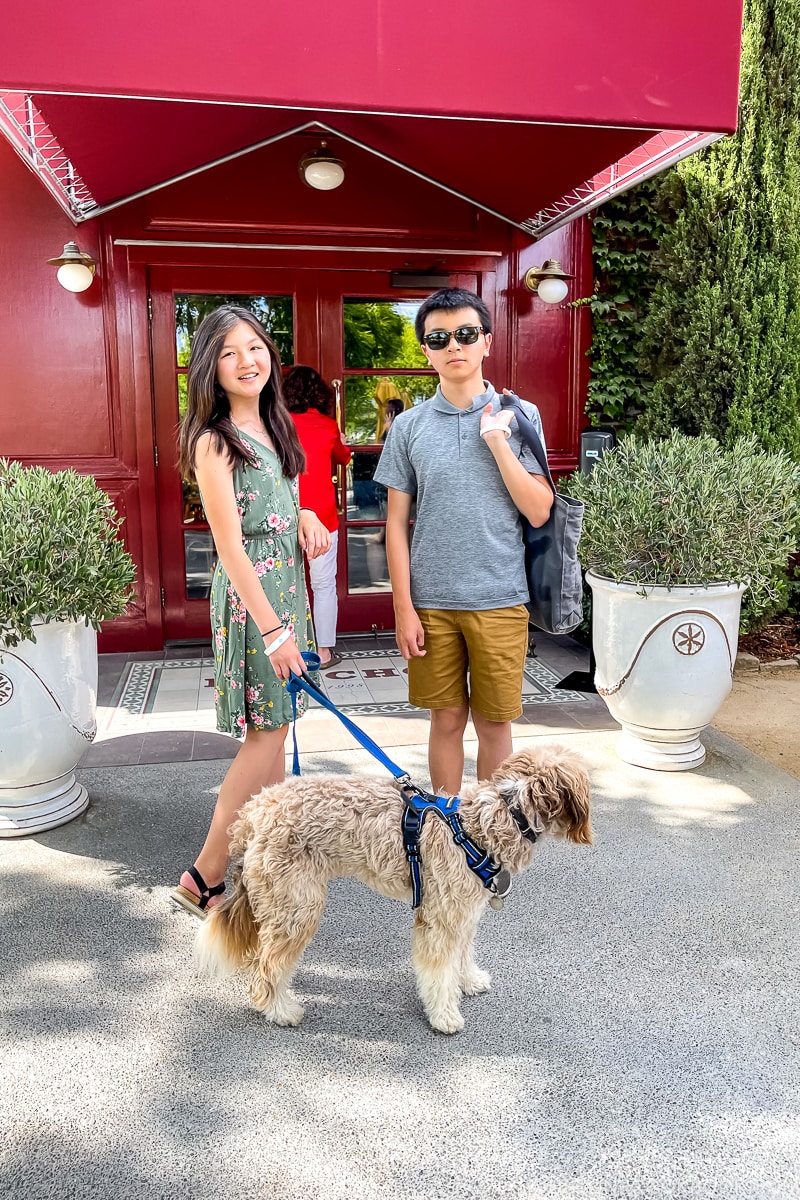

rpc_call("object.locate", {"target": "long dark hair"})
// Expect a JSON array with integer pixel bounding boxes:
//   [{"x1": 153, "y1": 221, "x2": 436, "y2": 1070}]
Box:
[
  {"x1": 179, "y1": 305, "x2": 305, "y2": 482},
  {"x1": 283, "y1": 365, "x2": 336, "y2": 418}
]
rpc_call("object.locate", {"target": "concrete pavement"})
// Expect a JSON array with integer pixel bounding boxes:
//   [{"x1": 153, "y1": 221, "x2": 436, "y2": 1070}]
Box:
[{"x1": 2, "y1": 727, "x2": 799, "y2": 1199}]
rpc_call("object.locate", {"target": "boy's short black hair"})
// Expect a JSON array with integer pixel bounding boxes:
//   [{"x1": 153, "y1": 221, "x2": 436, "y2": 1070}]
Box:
[{"x1": 414, "y1": 288, "x2": 492, "y2": 342}]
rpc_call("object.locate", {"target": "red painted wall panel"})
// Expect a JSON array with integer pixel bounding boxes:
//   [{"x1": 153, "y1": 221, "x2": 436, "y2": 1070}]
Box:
[
  {"x1": 138, "y1": 132, "x2": 488, "y2": 243},
  {"x1": 0, "y1": 136, "x2": 111, "y2": 459},
  {"x1": 515, "y1": 224, "x2": 592, "y2": 466}
]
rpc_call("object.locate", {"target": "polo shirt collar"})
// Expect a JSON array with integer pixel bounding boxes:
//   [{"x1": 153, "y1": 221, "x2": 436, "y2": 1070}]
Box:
[{"x1": 430, "y1": 381, "x2": 497, "y2": 414}]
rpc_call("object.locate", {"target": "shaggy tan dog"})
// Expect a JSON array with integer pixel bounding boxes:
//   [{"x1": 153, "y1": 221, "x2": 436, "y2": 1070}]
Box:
[{"x1": 194, "y1": 746, "x2": 592, "y2": 1033}]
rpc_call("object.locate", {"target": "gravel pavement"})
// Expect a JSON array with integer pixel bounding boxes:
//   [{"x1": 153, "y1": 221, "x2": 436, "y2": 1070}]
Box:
[{"x1": 2, "y1": 730, "x2": 799, "y2": 1200}]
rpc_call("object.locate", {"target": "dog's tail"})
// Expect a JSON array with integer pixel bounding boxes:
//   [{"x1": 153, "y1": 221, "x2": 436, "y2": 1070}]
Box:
[{"x1": 194, "y1": 873, "x2": 258, "y2": 976}]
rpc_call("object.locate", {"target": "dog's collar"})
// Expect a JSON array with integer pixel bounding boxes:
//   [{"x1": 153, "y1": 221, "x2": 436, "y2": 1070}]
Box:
[{"x1": 509, "y1": 805, "x2": 542, "y2": 844}]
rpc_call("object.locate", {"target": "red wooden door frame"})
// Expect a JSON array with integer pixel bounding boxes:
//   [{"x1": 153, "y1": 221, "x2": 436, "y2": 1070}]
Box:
[{"x1": 149, "y1": 264, "x2": 472, "y2": 642}]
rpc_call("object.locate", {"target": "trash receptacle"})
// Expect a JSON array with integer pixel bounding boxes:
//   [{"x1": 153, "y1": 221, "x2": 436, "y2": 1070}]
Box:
[{"x1": 580, "y1": 427, "x2": 616, "y2": 475}]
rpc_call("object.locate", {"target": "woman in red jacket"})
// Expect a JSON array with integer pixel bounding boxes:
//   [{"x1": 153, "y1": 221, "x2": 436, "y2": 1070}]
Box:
[{"x1": 285, "y1": 367, "x2": 352, "y2": 669}]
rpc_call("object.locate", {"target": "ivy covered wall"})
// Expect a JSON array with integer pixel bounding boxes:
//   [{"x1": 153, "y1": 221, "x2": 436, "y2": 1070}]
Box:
[
  {"x1": 586, "y1": 0, "x2": 800, "y2": 462},
  {"x1": 582, "y1": 179, "x2": 670, "y2": 431}
]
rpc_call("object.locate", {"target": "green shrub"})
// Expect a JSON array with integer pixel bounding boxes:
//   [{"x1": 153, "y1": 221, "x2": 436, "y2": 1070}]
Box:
[
  {"x1": 0, "y1": 460, "x2": 137, "y2": 647},
  {"x1": 635, "y1": 0, "x2": 800, "y2": 457},
  {"x1": 567, "y1": 432, "x2": 800, "y2": 626}
]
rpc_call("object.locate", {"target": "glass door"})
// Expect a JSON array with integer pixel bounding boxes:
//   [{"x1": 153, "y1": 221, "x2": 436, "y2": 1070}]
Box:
[
  {"x1": 151, "y1": 268, "x2": 312, "y2": 641},
  {"x1": 319, "y1": 272, "x2": 469, "y2": 633},
  {"x1": 336, "y1": 295, "x2": 434, "y2": 630},
  {"x1": 150, "y1": 266, "x2": 468, "y2": 642}
]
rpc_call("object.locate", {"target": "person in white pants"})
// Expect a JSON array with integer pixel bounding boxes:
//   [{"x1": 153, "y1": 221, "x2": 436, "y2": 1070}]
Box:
[
  {"x1": 285, "y1": 366, "x2": 352, "y2": 669},
  {"x1": 308, "y1": 529, "x2": 339, "y2": 658}
]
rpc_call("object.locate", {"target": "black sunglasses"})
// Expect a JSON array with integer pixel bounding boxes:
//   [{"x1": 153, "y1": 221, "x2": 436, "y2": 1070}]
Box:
[{"x1": 421, "y1": 325, "x2": 485, "y2": 351}]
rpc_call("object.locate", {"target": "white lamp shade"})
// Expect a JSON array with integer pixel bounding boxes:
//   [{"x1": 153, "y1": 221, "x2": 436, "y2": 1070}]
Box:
[
  {"x1": 303, "y1": 159, "x2": 345, "y2": 191},
  {"x1": 537, "y1": 277, "x2": 569, "y2": 305},
  {"x1": 56, "y1": 262, "x2": 94, "y2": 292}
]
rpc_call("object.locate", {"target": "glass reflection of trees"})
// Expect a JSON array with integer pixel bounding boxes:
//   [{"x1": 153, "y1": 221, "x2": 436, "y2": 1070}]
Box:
[
  {"x1": 343, "y1": 301, "x2": 436, "y2": 444},
  {"x1": 175, "y1": 294, "x2": 294, "y2": 366}
]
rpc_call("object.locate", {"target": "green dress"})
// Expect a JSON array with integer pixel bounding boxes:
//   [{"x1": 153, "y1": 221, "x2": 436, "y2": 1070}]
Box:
[{"x1": 209, "y1": 430, "x2": 318, "y2": 737}]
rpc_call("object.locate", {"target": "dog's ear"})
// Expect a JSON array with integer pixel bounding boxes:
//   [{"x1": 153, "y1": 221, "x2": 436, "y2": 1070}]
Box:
[
  {"x1": 498, "y1": 752, "x2": 592, "y2": 845},
  {"x1": 549, "y1": 757, "x2": 592, "y2": 844}
]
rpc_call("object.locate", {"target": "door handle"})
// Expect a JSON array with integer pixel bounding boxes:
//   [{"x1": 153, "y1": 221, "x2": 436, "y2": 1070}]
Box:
[{"x1": 331, "y1": 379, "x2": 345, "y2": 516}]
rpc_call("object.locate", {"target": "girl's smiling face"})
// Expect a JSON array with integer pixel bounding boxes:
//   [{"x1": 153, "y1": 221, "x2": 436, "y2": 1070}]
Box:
[{"x1": 216, "y1": 321, "x2": 272, "y2": 404}]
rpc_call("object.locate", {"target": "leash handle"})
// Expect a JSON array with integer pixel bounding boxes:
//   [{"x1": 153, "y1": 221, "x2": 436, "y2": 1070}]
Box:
[
  {"x1": 288, "y1": 653, "x2": 320, "y2": 777},
  {"x1": 287, "y1": 654, "x2": 408, "y2": 780}
]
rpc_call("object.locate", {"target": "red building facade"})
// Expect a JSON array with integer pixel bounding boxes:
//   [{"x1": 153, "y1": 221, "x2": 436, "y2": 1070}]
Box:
[{"x1": 0, "y1": 1, "x2": 743, "y2": 651}]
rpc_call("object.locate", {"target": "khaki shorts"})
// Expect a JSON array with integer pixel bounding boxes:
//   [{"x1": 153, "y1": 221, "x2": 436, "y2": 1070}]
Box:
[{"x1": 408, "y1": 606, "x2": 529, "y2": 721}]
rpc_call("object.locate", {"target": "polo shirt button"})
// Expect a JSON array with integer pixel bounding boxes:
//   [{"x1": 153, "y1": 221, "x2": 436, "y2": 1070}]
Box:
[{"x1": 461, "y1": 434, "x2": 468, "y2": 440}]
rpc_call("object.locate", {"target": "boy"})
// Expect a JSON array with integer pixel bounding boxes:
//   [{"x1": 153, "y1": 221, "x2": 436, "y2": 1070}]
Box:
[{"x1": 374, "y1": 287, "x2": 553, "y2": 793}]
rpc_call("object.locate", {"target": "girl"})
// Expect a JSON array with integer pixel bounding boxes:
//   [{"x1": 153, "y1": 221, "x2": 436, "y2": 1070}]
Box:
[{"x1": 171, "y1": 306, "x2": 330, "y2": 917}]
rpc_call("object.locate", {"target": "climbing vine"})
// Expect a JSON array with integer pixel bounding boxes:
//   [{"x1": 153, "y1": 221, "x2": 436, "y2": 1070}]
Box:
[{"x1": 582, "y1": 178, "x2": 672, "y2": 431}]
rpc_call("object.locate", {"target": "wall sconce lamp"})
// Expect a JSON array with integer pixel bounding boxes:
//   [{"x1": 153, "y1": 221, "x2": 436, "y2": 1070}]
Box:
[
  {"x1": 299, "y1": 141, "x2": 345, "y2": 191},
  {"x1": 47, "y1": 242, "x2": 97, "y2": 292},
  {"x1": 523, "y1": 259, "x2": 574, "y2": 305}
]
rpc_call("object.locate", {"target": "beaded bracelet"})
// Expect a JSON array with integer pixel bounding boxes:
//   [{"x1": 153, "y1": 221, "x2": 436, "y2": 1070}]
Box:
[
  {"x1": 264, "y1": 627, "x2": 292, "y2": 656},
  {"x1": 258, "y1": 623, "x2": 283, "y2": 638}
]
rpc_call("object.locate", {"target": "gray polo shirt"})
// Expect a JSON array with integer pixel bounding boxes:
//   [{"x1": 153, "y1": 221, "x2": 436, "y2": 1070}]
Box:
[{"x1": 374, "y1": 382, "x2": 547, "y2": 610}]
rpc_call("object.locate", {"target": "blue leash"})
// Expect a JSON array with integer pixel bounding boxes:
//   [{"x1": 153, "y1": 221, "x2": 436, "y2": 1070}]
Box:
[
  {"x1": 286, "y1": 654, "x2": 508, "y2": 908},
  {"x1": 286, "y1": 653, "x2": 407, "y2": 780}
]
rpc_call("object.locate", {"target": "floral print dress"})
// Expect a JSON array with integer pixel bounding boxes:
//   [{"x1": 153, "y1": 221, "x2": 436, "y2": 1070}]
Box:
[{"x1": 209, "y1": 431, "x2": 318, "y2": 737}]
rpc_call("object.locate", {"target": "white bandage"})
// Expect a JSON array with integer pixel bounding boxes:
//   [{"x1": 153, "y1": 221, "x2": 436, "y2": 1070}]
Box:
[
  {"x1": 479, "y1": 418, "x2": 512, "y2": 439},
  {"x1": 264, "y1": 627, "x2": 292, "y2": 656}
]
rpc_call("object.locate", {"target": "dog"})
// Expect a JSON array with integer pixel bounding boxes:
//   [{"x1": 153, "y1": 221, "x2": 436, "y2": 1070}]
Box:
[{"x1": 194, "y1": 746, "x2": 592, "y2": 1034}]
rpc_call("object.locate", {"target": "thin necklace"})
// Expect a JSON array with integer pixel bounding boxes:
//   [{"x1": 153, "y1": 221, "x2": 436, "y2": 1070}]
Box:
[{"x1": 236, "y1": 418, "x2": 270, "y2": 439}]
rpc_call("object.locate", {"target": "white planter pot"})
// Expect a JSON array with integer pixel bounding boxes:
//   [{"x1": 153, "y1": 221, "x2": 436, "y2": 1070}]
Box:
[
  {"x1": 0, "y1": 619, "x2": 97, "y2": 836},
  {"x1": 587, "y1": 571, "x2": 745, "y2": 771}
]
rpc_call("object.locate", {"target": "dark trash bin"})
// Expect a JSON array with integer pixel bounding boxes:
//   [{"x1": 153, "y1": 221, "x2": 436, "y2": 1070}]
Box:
[{"x1": 580, "y1": 427, "x2": 617, "y2": 475}]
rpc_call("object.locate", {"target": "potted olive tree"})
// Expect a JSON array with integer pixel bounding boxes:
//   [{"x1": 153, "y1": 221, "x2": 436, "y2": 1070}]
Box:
[
  {"x1": 568, "y1": 432, "x2": 800, "y2": 770},
  {"x1": 0, "y1": 461, "x2": 136, "y2": 835}
]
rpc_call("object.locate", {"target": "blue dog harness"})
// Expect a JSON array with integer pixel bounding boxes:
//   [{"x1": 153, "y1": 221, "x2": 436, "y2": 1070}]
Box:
[
  {"x1": 398, "y1": 781, "x2": 505, "y2": 908},
  {"x1": 286, "y1": 657, "x2": 530, "y2": 909}
]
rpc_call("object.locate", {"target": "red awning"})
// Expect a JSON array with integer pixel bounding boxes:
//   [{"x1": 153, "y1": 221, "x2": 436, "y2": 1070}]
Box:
[{"x1": 0, "y1": 0, "x2": 743, "y2": 233}]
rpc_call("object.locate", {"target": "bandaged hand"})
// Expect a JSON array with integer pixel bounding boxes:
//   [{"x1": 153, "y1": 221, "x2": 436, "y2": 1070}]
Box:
[{"x1": 479, "y1": 402, "x2": 513, "y2": 440}]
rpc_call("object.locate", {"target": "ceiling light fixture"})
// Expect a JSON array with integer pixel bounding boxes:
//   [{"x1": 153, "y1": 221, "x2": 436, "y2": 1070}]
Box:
[{"x1": 299, "y1": 141, "x2": 345, "y2": 191}]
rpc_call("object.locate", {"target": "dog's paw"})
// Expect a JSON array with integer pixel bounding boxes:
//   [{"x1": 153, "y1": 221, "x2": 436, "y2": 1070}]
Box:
[
  {"x1": 267, "y1": 999, "x2": 306, "y2": 1027},
  {"x1": 427, "y1": 1006, "x2": 465, "y2": 1035},
  {"x1": 460, "y1": 968, "x2": 492, "y2": 996}
]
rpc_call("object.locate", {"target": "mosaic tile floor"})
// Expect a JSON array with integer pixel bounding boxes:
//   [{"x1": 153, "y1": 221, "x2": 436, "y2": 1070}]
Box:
[
  {"x1": 102, "y1": 647, "x2": 588, "y2": 737},
  {"x1": 83, "y1": 635, "x2": 617, "y2": 765}
]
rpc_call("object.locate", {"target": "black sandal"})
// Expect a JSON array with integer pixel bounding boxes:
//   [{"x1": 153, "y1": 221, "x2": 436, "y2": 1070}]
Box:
[
  {"x1": 321, "y1": 650, "x2": 344, "y2": 670},
  {"x1": 170, "y1": 865, "x2": 225, "y2": 919}
]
